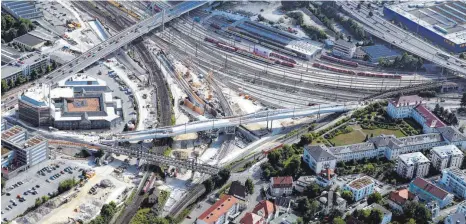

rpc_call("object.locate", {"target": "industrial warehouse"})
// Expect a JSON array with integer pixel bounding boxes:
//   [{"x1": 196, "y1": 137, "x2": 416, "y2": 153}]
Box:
[
  {"x1": 384, "y1": 1, "x2": 466, "y2": 53},
  {"x1": 18, "y1": 74, "x2": 122, "y2": 130}
]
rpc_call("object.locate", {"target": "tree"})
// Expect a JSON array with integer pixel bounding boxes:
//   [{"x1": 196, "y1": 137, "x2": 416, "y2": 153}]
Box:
[
  {"x1": 267, "y1": 150, "x2": 281, "y2": 165},
  {"x1": 369, "y1": 11, "x2": 374, "y2": 17},
  {"x1": 367, "y1": 192, "x2": 382, "y2": 205},
  {"x1": 404, "y1": 201, "x2": 432, "y2": 224},
  {"x1": 364, "y1": 135, "x2": 369, "y2": 142},
  {"x1": 35, "y1": 198, "x2": 42, "y2": 207},
  {"x1": 369, "y1": 209, "x2": 383, "y2": 224},
  {"x1": 363, "y1": 54, "x2": 370, "y2": 61},
  {"x1": 460, "y1": 53, "x2": 466, "y2": 59},
  {"x1": 9, "y1": 79, "x2": 15, "y2": 89},
  {"x1": 15, "y1": 75, "x2": 25, "y2": 86},
  {"x1": 434, "y1": 103, "x2": 441, "y2": 115},
  {"x1": 333, "y1": 217, "x2": 346, "y2": 224},
  {"x1": 1, "y1": 80, "x2": 9, "y2": 94},
  {"x1": 285, "y1": 156, "x2": 301, "y2": 175},
  {"x1": 406, "y1": 219, "x2": 416, "y2": 224},
  {"x1": 299, "y1": 133, "x2": 313, "y2": 145},
  {"x1": 357, "y1": 3, "x2": 362, "y2": 9},
  {"x1": 30, "y1": 69, "x2": 37, "y2": 80},
  {"x1": 101, "y1": 201, "x2": 117, "y2": 219},
  {"x1": 341, "y1": 190, "x2": 353, "y2": 203},
  {"x1": 347, "y1": 35, "x2": 352, "y2": 42},
  {"x1": 18, "y1": 22, "x2": 29, "y2": 36},
  {"x1": 364, "y1": 163, "x2": 375, "y2": 174},
  {"x1": 304, "y1": 183, "x2": 322, "y2": 198},
  {"x1": 461, "y1": 93, "x2": 466, "y2": 108},
  {"x1": 245, "y1": 178, "x2": 254, "y2": 194}
]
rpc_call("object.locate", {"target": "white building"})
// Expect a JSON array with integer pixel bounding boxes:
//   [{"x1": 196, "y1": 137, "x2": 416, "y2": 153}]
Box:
[
  {"x1": 444, "y1": 201, "x2": 466, "y2": 224},
  {"x1": 270, "y1": 176, "x2": 293, "y2": 197},
  {"x1": 332, "y1": 39, "x2": 356, "y2": 58},
  {"x1": 329, "y1": 142, "x2": 383, "y2": 162},
  {"x1": 387, "y1": 95, "x2": 423, "y2": 119},
  {"x1": 197, "y1": 195, "x2": 239, "y2": 224},
  {"x1": 396, "y1": 152, "x2": 430, "y2": 179},
  {"x1": 431, "y1": 145, "x2": 464, "y2": 171},
  {"x1": 439, "y1": 167, "x2": 466, "y2": 199},
  {"x1": 344, "y1": 176, "x2": 375, "y2": 201},
  {"x1": 303, "y1": 144, "x2": 337, "y2": 174}
]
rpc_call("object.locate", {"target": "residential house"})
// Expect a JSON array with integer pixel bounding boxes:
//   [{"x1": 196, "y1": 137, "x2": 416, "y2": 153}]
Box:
[
  {"x1": 387, "y1": 188, "x2": 418, "y2": 213},
  {"x1": 303, "y1": 144, "x2": 337, "y2": 174},
  {"x1": 196, "y1": 195, "x2": 239, "y2": 224},
  {"x1": 344, "y1": 176, "x2": 375, "y2": 201},
  {"x1": 363, "y1": 203, "x2": 392, "y2": 224},
  {"x1": 274, "y1": 197, "x2": 292, "y2": 214},
  {"x1": 269, "y1": 213, "x2": 299, "y2": 224},
  {"x1": 431, "y1": 145, "x2": 464, "y2": 171},
  {"x1": 294, "y1": 176, "x2": 315, "y2": 193},
  {"x1": 316, "y1": 168, "x2": 336, "y2": 187},
  {"x1": 396, "y1": 152, "x2": 430, "y2": 179},
  {"x1": 270, "y1": 176, "x2": 293, "y2": 197},
  {"x1": 408, "y1": 177, "x2": 453, "y2": 208},
  {"x1": 228, "y1": 181, "x2": 247, "y2": 202},
  {"x1": 439, "y1": 167, "x2": 466, "y2": 199},
  {"x1": 240, "y1": 212, "x2": 264, "y2": 224},
  {"x1": 252, "y1": 200, "x2": 278, "y2": 223}
]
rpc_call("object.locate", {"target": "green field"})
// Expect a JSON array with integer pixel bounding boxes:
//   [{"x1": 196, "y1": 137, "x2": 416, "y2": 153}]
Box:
[{"x1": 330, "y1": 128, "x2": 405, "y2": 146}]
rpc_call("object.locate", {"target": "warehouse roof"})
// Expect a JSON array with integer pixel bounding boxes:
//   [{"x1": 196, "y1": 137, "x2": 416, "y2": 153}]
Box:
[
  {"x1": 13, "y1": 33, "x2": 46, "y2": 48},
  {"x1": 361, "y1": 45, "x2": 401, "y2": 62}
]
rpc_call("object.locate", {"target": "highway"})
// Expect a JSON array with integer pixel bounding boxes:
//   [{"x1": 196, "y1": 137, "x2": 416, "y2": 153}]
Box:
[
  {"x1": 338, "y1": 1, "x2": 466, "y2": 76},
  {"x1": 111, "y1": 104, "x2": 354, "y2": 141}
]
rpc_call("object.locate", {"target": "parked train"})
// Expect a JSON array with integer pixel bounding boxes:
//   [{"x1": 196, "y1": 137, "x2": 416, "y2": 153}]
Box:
[
  {"x1": 217, "y1": 42, "x2": 237, "y2": 52},
  {"x1": 270, "y1": 52, "x2": 296, "y2": 64},
  {"x1": 320, "y1": 55, "x2": 358, "y2": 67},
  {"x1": 210, "y1": 23, "x2": 221, "y2": 30},
  {"x1": 312, "y1": 63, "x2": 401, "y2": 79}
]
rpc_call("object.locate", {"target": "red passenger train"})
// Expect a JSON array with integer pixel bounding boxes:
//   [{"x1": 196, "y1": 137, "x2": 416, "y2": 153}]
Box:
[{"x1": 320, "y1": 55, "x2": 358, "y2": 67}]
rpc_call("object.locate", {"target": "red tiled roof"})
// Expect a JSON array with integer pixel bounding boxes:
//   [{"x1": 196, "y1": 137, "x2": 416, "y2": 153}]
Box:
[
  {"x1": 319, "y1": 168, "x2": 335, "y2": 181},
  {"x1": 414, "y1": 105, "x2": 446, "y2": 128},
  {"x1": 198, "y1": 195, "x2": 238, "y2": 222},
  {"x1": 252, "y1": 200, "x2": 276, "y2": 218},
  {"x1": 389, "y1": 189, "x2": 416, "y2": 205},
  {"x1": 412, "y1": 178, "x2": 449, "y2": 200},
  {"x1": 391, "y1": 95, "x2": 423, "y2": 107},
  {"x1": 240, "y1": 212, "x2": 264, "y2": 224},
  {"x1": 272, "y1": 176, "x2": 293, "y2": 188}
]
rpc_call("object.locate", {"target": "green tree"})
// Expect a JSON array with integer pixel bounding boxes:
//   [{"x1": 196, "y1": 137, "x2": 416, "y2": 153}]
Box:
[
  {"x1": 333, "y1": 217, "x2": 346, "y2": 224},
  {"x1": 35, "y1": 198, "x2": 42, "y2": 207},
  {"x1": 18, "y1": 22, "x2": 29, "y2": 36},
  {"x1": 9, "y1": 79, "x2": 15, "y2": 89},
  {"x1": 364, "y1": 163, "x2": 375, "y2": 174},
  {"x1": 341, "y1": 190, "x2": 353, "y2": 203},
  {"x1": 58, "y1": 178, "x2": 77, "y2": 193},
  {"x1": 369, "y1": 11, "x2": 374, "y2": 17},
  {"x1": 404, "y1": 201, "x2": 432, "y2": 224},
  {"x1": 299, "y1": 133, "x2": 313, "y2": 145},
  {"x1": 460, "y1": 53, "x2": 465, "y2": 59},
  {"x1": 285, "y1": 156, "x2": 301, "y2": 175},
  {"x1": 367, "y1": 192, "x2": 382, "y2": 205},
  {"x1": 406, "y1": 218, "x2": 416, "y2": 224},
  {"x1": 1, "y1": 80, "x2": 9, "y2": 94},
  {"x1": 363, "y1": 54, "x2": 370, "y2": 61},
  {"x1": 15, "y1": 75, "x2": 26, "y2": 86},
  {"x1": 434, "y1": 103, "x2": 441, "y2": 114},
  {"x1": 245, "y1": 178, "x2": 254, "y2": 194},
  {"x1": 369, "y1": 209, "x2": 383, "y2": 224},
  {"x1": 267, "y1": 150, "x2": 281, "y2": 165},
  {"x1": 30, "y1": 69, "x2": 37, "y2": 80}
]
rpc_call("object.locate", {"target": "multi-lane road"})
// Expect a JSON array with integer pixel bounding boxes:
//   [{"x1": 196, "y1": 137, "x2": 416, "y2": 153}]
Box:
[{"x1": 338, "y1": 1, "x2": 466, "y2": 76}]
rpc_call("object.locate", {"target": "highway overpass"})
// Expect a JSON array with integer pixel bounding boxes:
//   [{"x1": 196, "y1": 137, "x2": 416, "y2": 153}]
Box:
[
  {"x1": 112, "y1": 104, "x2": 355, "y2": 141},
  {"x1": 45, "y1": 1, "x2": 208, "y2": 83}
]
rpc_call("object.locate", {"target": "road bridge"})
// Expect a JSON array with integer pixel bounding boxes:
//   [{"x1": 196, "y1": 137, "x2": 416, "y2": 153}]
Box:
[
  {"x1": 112, "y1": 104, "x2": 355, "y2": 141},
  {"x1": 45, "y1": 1, "x2": 208, "y2": 83}
]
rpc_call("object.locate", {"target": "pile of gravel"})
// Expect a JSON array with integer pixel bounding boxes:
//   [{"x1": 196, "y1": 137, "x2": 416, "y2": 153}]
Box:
[
  {"x1": 16, "y1": 207, "x2": 52, "y2": 224},
  {"x1": 100, "y1": 179, "x2": 114, "y2": 188},
  {"x1": 76, "y1": 200, "x2": 104, "y2": 221}
]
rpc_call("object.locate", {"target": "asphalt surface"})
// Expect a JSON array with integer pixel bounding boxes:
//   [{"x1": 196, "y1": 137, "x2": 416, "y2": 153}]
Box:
[{"x1": 1, "y1": 160, "x2": 85, "y2": 222}]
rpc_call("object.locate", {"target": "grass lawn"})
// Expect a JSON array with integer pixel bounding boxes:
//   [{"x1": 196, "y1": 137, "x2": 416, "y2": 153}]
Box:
[
  {"x1": 362, "y1": 128, "x2": 405, "y2": 138},
  {"x1": 330, "y1": 130, "x2": 366, "y2": 146}
]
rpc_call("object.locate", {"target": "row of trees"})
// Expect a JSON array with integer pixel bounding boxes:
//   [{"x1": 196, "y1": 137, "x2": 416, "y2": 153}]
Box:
[
  {"x1": 295, "y1": 197, "x2": 320, "y2": 223},
  {"x1": 286, "y1": 11, "x2": 327, "y2": 41},
  {"x1": 1, "y1": 14, "x2": 35, "y2": 43},
  {"x1": 58, "y1": 178, "x2": 78, "y2": 193},
  {"x1": 1, "y1": 61, "x2": 57, "y2": 95},
  {"x1": 434, "y1": 104, "x2": 459, "y2": 125},
  {"x1": 202, "y1": 169, "x2": 231, "y2": 196},
  {"x1": 378, "y1": 52, "x2": 424, "y2": 71}
]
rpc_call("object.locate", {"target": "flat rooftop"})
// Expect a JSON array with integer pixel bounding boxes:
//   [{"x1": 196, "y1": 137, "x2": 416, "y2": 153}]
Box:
[
  {"x1": 399, "y1": 152, "x2": 430, "y2": 165},
  {"x1": 432, "y1": 145, "x2": 463, "y2": 157},
  {"x1": 1, "y1": 126, "x2": 26, "y2": 141},
  {"x1": 1, "y1": 147, "x2": 11, "y2": 156},
  {"x1": 386, "y1": 1, "x2": 466, "y2": 44},
  {"x1": 348, "y1": 176, "x2": 374, "y2": 190},
  {"x1": 1, "y1": 52, "x2": 49, "y2": 79},
  {"x1": 58, "y1": 74, "x2": 106, "y2": 87},
  {"x1": 67, "y1": 98, "x2": 101, "y2": 112}
]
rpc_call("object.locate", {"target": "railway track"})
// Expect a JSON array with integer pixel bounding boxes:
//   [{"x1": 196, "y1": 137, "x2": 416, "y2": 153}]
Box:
[{"x1": 169, "y1": 183, "x2": 206, "y2": 217}]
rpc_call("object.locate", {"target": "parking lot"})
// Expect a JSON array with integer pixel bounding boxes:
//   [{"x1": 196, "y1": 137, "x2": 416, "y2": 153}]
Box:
[
  {"x1": 1, "y1": 160, "x2": 86, "y2": 222},
  {"x1": 37, "y1": 1, "x2": 76, "y2": 35}
]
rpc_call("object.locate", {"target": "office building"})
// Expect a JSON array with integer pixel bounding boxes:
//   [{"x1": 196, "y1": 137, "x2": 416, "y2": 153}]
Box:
[
  {"x1": 332, "y1": 39, "x2": 356, "y2": 58},
  {"x1": 197, "y1": 195, "x2": 239, "y2": 224},
  {"x1": 439, "y1": 168, "x2": 466, "y2": 199},
  {"x1": 396, "y1": 152, "x2": 430, "y2": 179},
  {"x1": 1, "y1": 52, "x2": 50, "y2": 84},
  {"x1": 344, "y1": 176, "x2": 375, "y2": 201},
  {"x1": 431, "y1": 145, "x2": 464, "y2": 171},
  {"x1": 409, "y1": 177, "x2": 453, "y2": 208},
  {"x1": 303, "y1": 144, "x2": 337, "y2": 173}
]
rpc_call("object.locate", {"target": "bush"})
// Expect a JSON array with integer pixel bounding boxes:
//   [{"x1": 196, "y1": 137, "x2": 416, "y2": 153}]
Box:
[{"x1": 58, "y1": 178, "x2": 78, "y2": 193}]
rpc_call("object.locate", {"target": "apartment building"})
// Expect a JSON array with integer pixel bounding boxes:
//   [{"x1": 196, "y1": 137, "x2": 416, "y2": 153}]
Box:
[
  {"x1": 197, "y1": 195, "x2": 239, "y2": 224},
  {"x1": 409, "y1": 177, "x2": 453, "y2": 208},
  {"x1": 396, "y1": 152, "x2": 430, "y2": 179},
  {"x1": 439, "y1": 168, "x2": 466, "y2": 199},
  {"x1": 387, "y1": 95, "x2": 423, "y2": 119},
  {"x1": 344, "y1": 176, "x2": 375, "y2": 201},
  {"x1": 431, "y1": 145, "x2": 464, "y2": 171},
  {"x1": 303, "y1": 144, "x2": 337, "y2": 173},
  {"x1": 270, "y1": 176, "x2": 293, "y2": 197}
]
